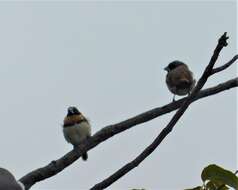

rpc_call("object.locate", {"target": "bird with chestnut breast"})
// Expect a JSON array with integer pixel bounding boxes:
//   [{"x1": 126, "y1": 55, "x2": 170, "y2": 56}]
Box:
[{"x1": 63, "y1": 106, "x2": 91, "y2": 161}]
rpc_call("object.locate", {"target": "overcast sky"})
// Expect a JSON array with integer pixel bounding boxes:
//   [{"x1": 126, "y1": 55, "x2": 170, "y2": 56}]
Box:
[{"x1": 0, "y1": 1, "x2": 236, "y2": 190}]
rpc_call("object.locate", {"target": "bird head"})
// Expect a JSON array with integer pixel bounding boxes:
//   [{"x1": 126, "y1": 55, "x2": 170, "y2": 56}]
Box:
[
  {"x1": 164, "y1": 60, "x2": 185, "y2": 72},
  {"x1": 67, "y1": 106, "x2": 81, "y2": 116}
]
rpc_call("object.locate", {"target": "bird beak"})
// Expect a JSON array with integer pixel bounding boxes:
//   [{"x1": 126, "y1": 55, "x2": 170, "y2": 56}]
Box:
[{"x1": 164, "y1": 66, "x2": 169, "y2": 71}]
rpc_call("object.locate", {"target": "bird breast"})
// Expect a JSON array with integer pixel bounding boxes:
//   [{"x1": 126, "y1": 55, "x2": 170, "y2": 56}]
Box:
[{"x1": 63, "y1": 121, "x2": 91, "y2": 146}]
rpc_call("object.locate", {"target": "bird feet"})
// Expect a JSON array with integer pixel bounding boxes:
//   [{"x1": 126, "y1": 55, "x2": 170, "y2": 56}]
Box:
[{"x1": 172, "y1": 95, "x2": 176, "y2": 102}]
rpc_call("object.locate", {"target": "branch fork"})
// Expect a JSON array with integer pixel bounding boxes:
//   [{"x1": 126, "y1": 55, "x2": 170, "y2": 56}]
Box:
[{"x1": 19, "y1": 33, "x2": 237, "y2": 190}]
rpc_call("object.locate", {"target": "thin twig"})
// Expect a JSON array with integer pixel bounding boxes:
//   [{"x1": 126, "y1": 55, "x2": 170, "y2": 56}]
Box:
[{"x1": 211, "y1": 54, "x2": 238, "y2": 75}]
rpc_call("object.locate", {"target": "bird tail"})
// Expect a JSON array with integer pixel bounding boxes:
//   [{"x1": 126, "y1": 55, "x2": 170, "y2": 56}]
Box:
[{"x1": 82, "y1": 152, "x2": 88, "y2": 161}]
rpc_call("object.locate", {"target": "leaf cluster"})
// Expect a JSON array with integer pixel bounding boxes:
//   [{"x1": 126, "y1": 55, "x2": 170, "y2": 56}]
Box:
[{"x1": 185, "y1": 165, "x2": 238, "y2": 190}]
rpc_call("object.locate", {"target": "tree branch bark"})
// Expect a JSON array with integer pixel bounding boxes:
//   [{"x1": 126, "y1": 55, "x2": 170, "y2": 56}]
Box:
[
  {"x1": 211, "y1": 54, "x2": 238, "y2": 75},
  {"x1": 19, "y1": 33, "x2": 236, "y2": 190},
  {"x1": 89, "y1": 32, "x2": 230, "y2": 189},
  {"x1": 19, "y1": 77, "x2": 237, "y2": 190}
]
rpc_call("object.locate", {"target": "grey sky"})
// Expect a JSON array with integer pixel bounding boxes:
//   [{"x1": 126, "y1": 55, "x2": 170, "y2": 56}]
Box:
[{"x1": 0, "y1": 1, "x2": 236, "y2": 190}]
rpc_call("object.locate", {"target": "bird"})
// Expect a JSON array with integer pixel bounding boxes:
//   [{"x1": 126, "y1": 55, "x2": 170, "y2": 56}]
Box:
[
  {"x1": 164, "y1": 60, "x2": 196, "y2": 102},
  {"x1": 63, "y1": 106, "x2": 91, "y2": 161},
  {"x1": 0, "y1": 168, "x2": 24, "y2": 190}
]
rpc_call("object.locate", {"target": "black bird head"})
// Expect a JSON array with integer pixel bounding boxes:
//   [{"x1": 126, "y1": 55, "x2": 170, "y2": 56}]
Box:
[
  {"x1": 67, "y1": 106, "x2": 81, "y2": 116},
  {"x1": 164, "y1": 60, "x2": 185, "y2": 72}
]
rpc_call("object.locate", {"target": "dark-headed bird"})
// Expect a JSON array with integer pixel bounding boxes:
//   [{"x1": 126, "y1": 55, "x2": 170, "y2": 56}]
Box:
[
  {"x1": 164, "y1": 61, "x2": 196, "y2": 102},
  {"x1": 63, "y1": 106, "x2": 91, "y2": 161}
]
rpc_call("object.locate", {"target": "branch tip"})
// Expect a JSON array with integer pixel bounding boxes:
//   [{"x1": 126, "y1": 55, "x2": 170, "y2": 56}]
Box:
[{"x1": 218, "y1": 32, "x2": 229, "y2": 47}]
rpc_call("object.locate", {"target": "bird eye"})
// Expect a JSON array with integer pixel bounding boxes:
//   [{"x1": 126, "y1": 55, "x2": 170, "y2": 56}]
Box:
[
  {"x1": 67, "y1": 106, "x2": 80, "y2": 115},
  {"x1": 73, "y1": 107, "x2": 80, "y2": 114},
  {"x1": 68, "y1": 107, "x2": 74, "y2": 114},
  {"x1": 73, "y1": 108, "x2": 77, "y2": 113}
]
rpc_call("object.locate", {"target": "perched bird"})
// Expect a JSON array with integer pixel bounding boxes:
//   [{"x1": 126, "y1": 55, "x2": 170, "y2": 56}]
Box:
[
  {"x1": 0, "y1": 168, "x2": 24, "y2": 190},
  {"x1": 164, "y1": 60, "x2": 196, "y2": 102},
  {"x1": 63, "y1": 106, "x2": 91, "y2": 161}
]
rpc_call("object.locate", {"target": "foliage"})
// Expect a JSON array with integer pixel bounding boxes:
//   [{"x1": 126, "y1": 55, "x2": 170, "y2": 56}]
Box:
[{"x1": 185, "y1": 164, "x2": 238, "y2": 190}]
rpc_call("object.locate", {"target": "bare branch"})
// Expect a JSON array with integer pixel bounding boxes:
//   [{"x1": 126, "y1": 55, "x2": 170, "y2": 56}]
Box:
[
  {"x1": 19, "y1": 33, "x2": 234, "y2": 190},
  {"x1": 89, "y1": 32, "x2": 229, "y2": 189},
  {"x1": 19, "y1": 77, "x2": 237, "y2": 190},
  {"x1": 211, "y1": 54, "x2": 238, "y2": 75}
]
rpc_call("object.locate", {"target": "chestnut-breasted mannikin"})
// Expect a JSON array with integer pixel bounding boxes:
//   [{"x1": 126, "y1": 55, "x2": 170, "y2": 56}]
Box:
[{"x1": 63, "y1": 106, "x2": 91, "y2": 161}]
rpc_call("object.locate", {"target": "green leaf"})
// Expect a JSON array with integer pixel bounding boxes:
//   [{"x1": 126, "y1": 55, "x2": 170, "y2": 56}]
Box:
[
  {"x1": 206, "y1": 181, "x2": 216, "y2": 190},
  {"x1": 216, "y1": 185, "x2": 229, "y2": 190},
  {"x1": 201, "y1": 164, "x2": 238, "y2": 189},
  {"x1": 205, "y1": 181, "x2": 229, "y2": 190},
  {"x1": 184, "y1": 186, "x2": 202, "y2": 190}
]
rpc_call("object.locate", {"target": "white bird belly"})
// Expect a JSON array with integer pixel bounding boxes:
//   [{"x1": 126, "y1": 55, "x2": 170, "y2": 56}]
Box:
[{"x1": 63, "y1": 121, "x2": 91, "y2": 146}]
